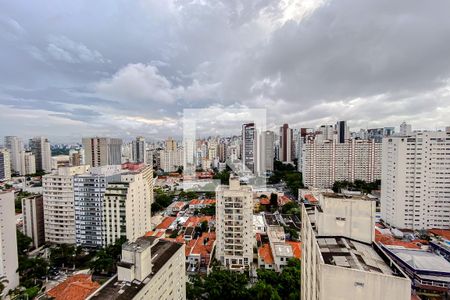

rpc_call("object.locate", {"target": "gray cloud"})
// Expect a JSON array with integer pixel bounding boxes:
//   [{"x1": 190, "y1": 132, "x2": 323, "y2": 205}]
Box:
[{"x1": 1, "y1": 0, "x2": 450, "y2": 142}]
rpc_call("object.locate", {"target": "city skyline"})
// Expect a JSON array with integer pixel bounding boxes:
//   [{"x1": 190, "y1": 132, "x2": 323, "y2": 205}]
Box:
[{"x1": 2, "y1": 0, "x2": 450, "y2": 141}]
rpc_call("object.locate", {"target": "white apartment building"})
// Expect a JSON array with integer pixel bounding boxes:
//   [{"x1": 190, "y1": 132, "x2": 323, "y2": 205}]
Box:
[
  {"x1": 0, "y1": 191, "x2": 19, "y2": 295},
  {"x1": 104, "y1": 166, "x2": 153, "y2": 245},
  {"x1": 23, "y1": 152, "x2": 36, "y2": 175},
  {"x1": 4, "y1": 136, "x2": 23, "y2": 175},
  {"x1": 43, "y1": 165, "x2": 91, "y2": 244},
  {"x1": 216, "y1": 176, "x2": 253, "y2": 270},
  {"x1": 257, "y1": 130, "x2": 275, "y2": 174},
  {"x1": 159, "y1": 148, "x2": 183, "y2": 172},
  {"x1": 381, "y1": 127, "x2": 450, "y2": 229},
  {"x1": 301, "y1": 192, "x2": 411, "y2": 300},
  {"x1": 88, "y1": 236, "x2": 186, "y2": 300},
  {"x1": 303, "y1": 139, "x2": 381, "y2": 188},
  {"x1": 0, "y1": 148, "x2": 11, "y2": 181}
]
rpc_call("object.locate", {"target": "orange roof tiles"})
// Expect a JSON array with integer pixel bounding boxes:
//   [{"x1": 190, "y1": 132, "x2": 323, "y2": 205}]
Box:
[
  {"x1": 47, "y1": 274, "x2": 100, "y2": 300},
  {"x1": 258, "y1": 244, "x2": 274, "y2": 265},
  {"x1": 145, "y1": 231, "x2": 164, "y2": 238},
  {"x1": 429, "y1": 229, "x2": 450, "y2": 241},
  {"x1": 183, "y1": 216, "x2": 213, "y2": 228},
  {"x1": 287, "y1": 241, "x2": 301, "y2": 259},
  {"x1": 155, "y1": 217, "x2": 176, "y2": 230},
  {"x1": 375, "y1": 230, "x2": 421, "y2": 249},
  {"x1": 260, "y1": 198, "x2": 270, "y2": 205},
  {"x1": 304, "y1": 194, "x2": 318, "y2": 203},
  {"x1": 190, "y1": 232, "x2": 216, "y2": 258},
  {"x1": 278, "y1": 195, "x2": 291, "y2": 206},
  {"x1": 189, "y1": 199, "x2": 202, "y2": 205},
  {"x1": 203, "y1": 199, "x2": 216, "y2": 205}
]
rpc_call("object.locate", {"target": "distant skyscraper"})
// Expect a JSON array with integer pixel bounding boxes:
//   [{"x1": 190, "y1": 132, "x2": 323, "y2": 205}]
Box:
[
  {"x1": 4, "y1": 136, "x2": 24, "y2": 175},
  {"x1": 82, "y1": 137, "x2": 122, "y2": 167},
  {"x1": 279, "y1": 124, "x2": 293, "y2": 163},
  {"x1": 29, "y1": 136, "x2": 52, "y2": 172},
  {"x1": 0, "y1": 191, "x2": 19, "y2": 294},
  {"x1": 258, "y1": 130, "x2": 275, "y2": 173},
  {"x1": 216, "y1": 175, "x2": 253, "y2": 270},
  {"x1": 381, "y1": 127, "x2": 450, "y2": 229},
  {"x1": 165, "y1": 137, "x2": 177, "y2": 151},
  {"x1": 399, "y1": 122, "x2": 412, "y2": 136},
  {"x1": 336, "y1": 120, "x2": 349, "y2": 143},
  {"x1": 132, "y1": 136, "x2": 146, "y2": 164},
  {"x1": 22, "y1": 195, "x2": 45, "y2": 248},
  {"x1": 23, "y1": 152, "x2": 36, "y2": 175},
  {"x1": 242, "y1": 123, "x2": 256, "y2": 173},
  {"x1": 0, "y1": 148, "x2": 11, "y2": 181}
]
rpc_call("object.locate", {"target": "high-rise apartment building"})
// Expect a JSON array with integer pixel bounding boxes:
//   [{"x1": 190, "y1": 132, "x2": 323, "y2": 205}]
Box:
[
  {"x1": 0, "y1": 148, "x2": 11, "y2": 181},
  {"x1": 75, "y1": 164, "x2": 153, "y2": 248},
  {"x1": 104, "y1": 165, "x2": 153, "y2": 245},
  {"x1": 43, "y1": 165, "x2": 91, "y2": 244},
  {"x1": 132, "y1": 136, "x2": 146, "y2": 164},
  {"x1": 301, "y1": 192, "x2": 411, "y2": 300},
  {"x1": 159, "y1": 148, "x2": 183, "y2": 172},
  {"x1": 216, "y1": 176, "x2": 253, "y2": 270},
  {"x1": 74, "y1": 165, "x2": 122, "y2": 248},
  {"x1": 303, "y1": 139, "x2": 381, "y2": 188},
  {"x1": 336, "y1": 120, "x2": 349, "y2": 143},
  {"x1": 23, "y1": 152, "x2": 36, "y2": 175},
  {"x1": 242, "y1": 123, "x2": 256, "y2": 173},
  {"x1": 29, "y1": 136, "x2": 52, "y2": 172},
  {"x1": 258, "y1": 130, "x2": 275, "y2": 173},
  {"x1": 89, "y1": 236, "x2": 186, "y2": 300},
  {"x1": 22, "y1": 195, "x2": 45, "y2": 248},
  {"x1": 4, "y1": 136, "x2": 24, "y2": 175},
  {"x1": 165, "y1": 137, "x2": 177, "y2": 151},
  {"x1": 279, "y1": 124, "x2": 294, "y2": 163},
  {"x1": 381, "y1": 127, "x2": 450, "y2": 229},
  {"x1": 82, "y1": 137, "x2": 122, "y2": 167},
  {"x1": 0, "y1": 191, "x2": 19, "y2": 295}
]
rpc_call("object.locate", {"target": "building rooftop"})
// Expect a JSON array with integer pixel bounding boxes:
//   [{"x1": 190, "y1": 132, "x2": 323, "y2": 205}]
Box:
[
  {"x1": 321, "y1": 192, "x2": 372, "y2": 201},
  {"x1": 90, "y1": 239, "x2": 182, "y2": 300},
  {"x1": 155, "y1": 216, "x2": 176, "y2": 230},
  {"x1": 317, "y1": 237, "x2": 394, "y2": 275},
  {"x1": 47, "y1": 274, "x2": 100, "y2": 300},
  {"x1": 258, "y1": 244, "x2": 274, "y2": 265},
  {"x1": 385, "y1": 247, "x2": 450, "y2": 273}
]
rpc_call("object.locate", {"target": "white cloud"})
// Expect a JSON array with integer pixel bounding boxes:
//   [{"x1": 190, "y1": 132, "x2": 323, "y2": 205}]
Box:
[
  {"x1": 94, "y1": 63, "x2": 221, "y2": 105},
  {"x1": 46, "y1": 35, "x2": 109, "y2": 64}
]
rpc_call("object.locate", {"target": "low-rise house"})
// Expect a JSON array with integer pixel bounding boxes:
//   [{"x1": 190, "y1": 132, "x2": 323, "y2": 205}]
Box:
[{"x1": 47, "y1": 274, "x2": 100, "y2": 300}]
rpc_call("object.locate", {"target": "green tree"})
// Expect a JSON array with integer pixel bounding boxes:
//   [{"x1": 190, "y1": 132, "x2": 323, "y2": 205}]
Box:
[
  {"x1": 249, "y1": 281, "x2": 282, "y2": 300},
  {"x1": 16, "y1": 230, "x2": 32, "y2": 255}
]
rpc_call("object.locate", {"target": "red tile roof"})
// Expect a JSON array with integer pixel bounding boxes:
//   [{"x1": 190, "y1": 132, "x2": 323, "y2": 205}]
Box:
[
  {"x1": 286, "y1": 241, "x2": 301, "y2": 259},
  {"x1": 429, "y1": 229, "x2": 450, "y2": 241},
  {"x1": 145, "y1": 231, "x2": 164, "y2": 238},
  {"x1": 203, "y1": 199, "x2": 216, "y2": 205},
  {"x1": 190, "y1": 232, "x2": 216, "y2": 258},
  {"x1": 189, "y1": 199, "x2": 202, "y2": 205},
  {"x1": 375, "y1": 230, "x2": 421, "y2": 249},
  {"x1": 304, "y1": 194, "x2": 318, "y2": 203},
  {"x1": 258, "y1": 244, "x2": 274, "y2": 265},
  {"x1": 47, "y1": 274, "x2": 100, "y2": 300},
  {"x1": 183, "y1": 216, "x2": 213, "y2": 228},
  {"x1": 278, "y1": 195, "x2": 291, "y2": 206},
  {"x1": 260, "y1": 198, "x2": 270, "y2": 205},
  {"x1": 155, "y1": 217, "x2": 176, "y2": 230}
]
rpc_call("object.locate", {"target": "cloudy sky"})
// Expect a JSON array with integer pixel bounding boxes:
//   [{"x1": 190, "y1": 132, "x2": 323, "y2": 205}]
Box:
[{"x1": 1, "y1": 0, "x2": 450, "y2": 142}]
